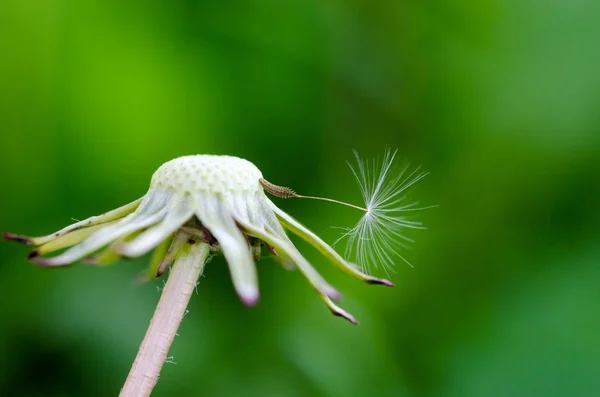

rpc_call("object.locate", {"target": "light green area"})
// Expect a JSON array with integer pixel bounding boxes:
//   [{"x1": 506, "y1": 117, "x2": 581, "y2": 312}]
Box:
[{"x1": 1, "y1": 1, "x2": 599, "y2": 396}]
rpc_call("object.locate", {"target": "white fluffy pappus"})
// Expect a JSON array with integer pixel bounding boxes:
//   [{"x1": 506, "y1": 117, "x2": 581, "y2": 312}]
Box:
[{"x1": 334, "y1": 148, "x2": 433, "y2": 275}]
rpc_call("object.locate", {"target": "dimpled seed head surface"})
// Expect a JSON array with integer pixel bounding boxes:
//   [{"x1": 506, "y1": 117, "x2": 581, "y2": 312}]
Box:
[{"x1": 150, "y1": 155, "x2": 264, "y2": 195}]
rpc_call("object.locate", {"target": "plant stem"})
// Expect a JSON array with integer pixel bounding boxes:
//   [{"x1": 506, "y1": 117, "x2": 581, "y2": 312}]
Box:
[{"x1": 120, "y1": 239, "x2": 210, "y2": 397}]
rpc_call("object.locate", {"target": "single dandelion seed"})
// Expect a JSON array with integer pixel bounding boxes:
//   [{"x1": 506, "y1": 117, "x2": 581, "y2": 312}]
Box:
[
  {"x1": 262, "y1": 148, "x2": 432, "y2": 276},
  {"x1": 337, "y1": 148, "x2": 433, "y2": 274}
]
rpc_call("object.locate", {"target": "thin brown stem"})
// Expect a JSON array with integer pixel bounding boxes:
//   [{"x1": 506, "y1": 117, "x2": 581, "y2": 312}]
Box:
[{"x1": 120, "y1": 239, "x2": 210, "y2": 397}]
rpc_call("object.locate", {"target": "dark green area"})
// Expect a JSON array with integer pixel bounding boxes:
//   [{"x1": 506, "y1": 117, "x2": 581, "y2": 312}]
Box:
[{"x1": 1, "y1": 1, "x2": 599, "y2": 396}]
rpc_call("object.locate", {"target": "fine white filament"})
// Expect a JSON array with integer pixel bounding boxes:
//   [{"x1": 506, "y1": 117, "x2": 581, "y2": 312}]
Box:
[{"x1": 335, "y1": 148, "x2": 432, "y2": 275}]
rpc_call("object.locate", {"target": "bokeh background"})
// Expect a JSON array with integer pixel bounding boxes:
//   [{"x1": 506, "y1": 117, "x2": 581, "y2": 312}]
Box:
[{"x1": 1, "y1": 1, "x2": 599, "y2": 396}]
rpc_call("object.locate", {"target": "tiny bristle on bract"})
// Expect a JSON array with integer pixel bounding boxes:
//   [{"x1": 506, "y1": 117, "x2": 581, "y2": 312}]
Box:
[{"x1": 334, "y1": 148, "x2": 432, "y2": 275}]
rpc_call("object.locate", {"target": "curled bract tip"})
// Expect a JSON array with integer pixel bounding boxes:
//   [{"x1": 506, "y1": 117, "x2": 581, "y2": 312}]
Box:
[
  {"x1": 320, "y1": 294, "x2": 359, "y2": 325},
  {"x1": 156, "y1": 261, "x2": 170, "y2": 277},
  {"x1": 29, "y1": 256, "x2": 63, "y2": 267},
  {"x1": 3, "y1": 232, "x2": 32, "y2": 246},
  {"x1": 365, "y1": 277, "x2": 395, "y2": 287},
  {"x1": 239, "y1": 288, "x2": 260, "y2": 307},
  {"x1": 332, "y1": 309, "x2": 359, "y2": 325}
]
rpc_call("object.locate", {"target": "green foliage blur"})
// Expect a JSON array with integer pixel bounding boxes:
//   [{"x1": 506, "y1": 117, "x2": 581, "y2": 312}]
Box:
[{"x1": 1, "y1": 1, "x2": 599, "y2": 396}]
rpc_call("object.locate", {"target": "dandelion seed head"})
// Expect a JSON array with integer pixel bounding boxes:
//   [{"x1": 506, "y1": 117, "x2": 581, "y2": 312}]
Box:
[{"x1": 150, "y1": 155, "x2": 263, "y2": 196}]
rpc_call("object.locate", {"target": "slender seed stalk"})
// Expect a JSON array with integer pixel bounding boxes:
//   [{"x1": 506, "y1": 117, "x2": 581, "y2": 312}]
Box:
[
  {"x1": 292, "y1": 194, "x2": 368, "y2": 212},
  {"x1": 259, "y1": 178, "x2": 368, "y2": 212},
  {"x1": 120, "y1": 239, "x2": 210, "y2": 397}
]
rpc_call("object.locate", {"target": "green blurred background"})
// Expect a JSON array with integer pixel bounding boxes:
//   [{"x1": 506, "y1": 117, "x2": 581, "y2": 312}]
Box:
[{"x1": 1, "y1": 1, "x2": 599, "y2": 396}]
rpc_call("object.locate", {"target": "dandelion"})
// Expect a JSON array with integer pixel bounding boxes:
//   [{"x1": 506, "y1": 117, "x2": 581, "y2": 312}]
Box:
[{"x1": 5, "y1": 153, "x2": 425, "y2": 397}]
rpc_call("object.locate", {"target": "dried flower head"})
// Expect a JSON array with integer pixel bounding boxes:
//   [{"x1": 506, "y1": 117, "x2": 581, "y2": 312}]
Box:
[{"x1": 4, "y1": 154, "x2": 412, "y2": 324}]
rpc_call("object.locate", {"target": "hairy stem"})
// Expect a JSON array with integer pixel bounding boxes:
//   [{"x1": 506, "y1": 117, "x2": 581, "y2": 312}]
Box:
[{"x1": 120, "y1": 239, "x2": 210, "y2": 397}]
